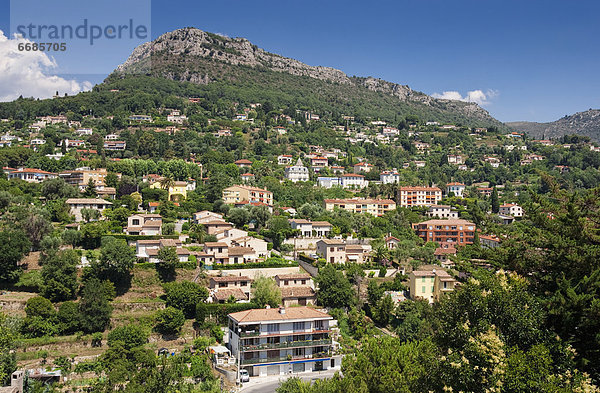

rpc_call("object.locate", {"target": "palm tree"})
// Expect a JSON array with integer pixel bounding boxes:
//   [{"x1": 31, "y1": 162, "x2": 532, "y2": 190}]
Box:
[
  {"x1": 190, "y1": 223, "x2": 207, "y2": 244},
  {"x1": 373, "y1": 245, "x2": 390, "y2": 265},
  {"x1": 160, "y1": 176, "x2": 175, "y2": 191}
]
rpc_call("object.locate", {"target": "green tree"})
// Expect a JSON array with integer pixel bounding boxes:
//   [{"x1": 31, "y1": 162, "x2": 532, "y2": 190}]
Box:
[
  {"x1": 20, "y1": 211, "x2": 52, "y2": 250},
  {"x1": 394, "y1": 299, "x2": 432, "y2": 342},
  {"x1": 228, "y1": 208, "x2": 250, "y2": 228},
  {"x1": 373, "y1": 294, "x2": 395, "y2": 326},
  {"x1": 104, "y1": 172, "x2": 119, "y2": 188},
  {"x1": 156, "y1": 246, "x2": 178, "y2": 281},
  {"x1": 81, "y1": 207, "x2": 101, "y2": 222},
  {"x1": 62, "y1": 229, "x2": 81, "y2": 247},
  {"x1": 41, "y1": 177, "x2": 78, "y2": 200},
  {"x1": 57, "y1": 301, "x2": 81, "y2": 334},
  {"x1": 195, "y1": 302, "x2": 207, "y2": 326},
  {"x1": 251, "y1": 275, "x2": 282, "y2": 308},
  {"x1": 315, "y1": 264, "x2": 355, "y2": 309},
  {"x1": 0, "y1": 229, "x2": 31, "y2": 282},
  {"x1": 345, "y1": 263, "x2": 365, "y2": 285},
  {"x1": 83, "y1": 178, "x2": 97, "y2": 197},
  {"x1": 163, "y1": 281, "x2": 209, "y2": 318},
  {"x1": 108, "y1": 324, "x2": 149, "y2": 350},
  {"x1": 250, "y1": 205, "x2": 271, "y2": 230},
  {"x1": 21, "y1": 296, "x2": 58, "y2": 338},
  {"x1": 104, "y1": 206, "x2": 131, "y2": 227},
  {"x1": 24, "y1": 296, "x2": 56, "y2": 320},
  {"x1": 491, "y1": 186, "x2": 500, "y2": 213},
  {"x1": 79, "y1": 278, "x2": 112, "y2": 333},
  {"x1": 154, "y1": 307, "x2": 185, "y2": 335},
  {"x1": 80, "y1": 221, "x2": 109, "y2": 249},
  {"x1": 0, "y1": 314, "x2": 17, "y2": 386},
  {"x1": 340, "y1": 336, "x2": 438, "y2": 393},
  {"x1": 41, "y1": 249, "x2": 79, "y2": 302},
  {"x1": 93, "y1": 237, "x2": 136, "y2": 290},
  {"x1": 262, "y1": 215, "x2": 295, "y2": 249}
]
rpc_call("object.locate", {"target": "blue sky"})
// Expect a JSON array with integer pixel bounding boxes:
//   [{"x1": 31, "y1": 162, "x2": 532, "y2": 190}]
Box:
[{"x1": 1, "y1": 0, "x2": 599, "y2": 122}]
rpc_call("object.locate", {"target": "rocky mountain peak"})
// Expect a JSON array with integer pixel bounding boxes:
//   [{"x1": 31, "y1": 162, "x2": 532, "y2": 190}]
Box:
[{"x1": 115, "y1": 27, "x2": 501, "y2": 126}]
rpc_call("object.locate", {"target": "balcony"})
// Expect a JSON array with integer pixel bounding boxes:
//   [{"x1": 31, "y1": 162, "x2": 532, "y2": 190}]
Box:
[
  {"x1": 241, "y1": 338, "x2": 332, "y2": 351},
  {"x1": 239, "y1": 329, "x2": 331, "y2": 339},
  {"x1": 240, "y1": 351, "x2": 331, "y2": 365},
  {"x1": 240, "y1": 331, "x2": 260, "y2": 337}
]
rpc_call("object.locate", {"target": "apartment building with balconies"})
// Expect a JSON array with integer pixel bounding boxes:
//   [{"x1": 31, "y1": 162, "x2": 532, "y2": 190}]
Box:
[
  {"x1": 412, "y1": 218, "x2": 476, "y2": 246},
  {"x1": 398, "y1": 186, "x2": 442, "y2": 208},
  {"x1": 228, "y1": 307, "x2": 340, "y2": 377},
  {"x1": 323, "y1": 198, "x2": 396, "y2": 216},
  {"x1": 222, "y1": 185, "x2": 273, "y2": 207}
]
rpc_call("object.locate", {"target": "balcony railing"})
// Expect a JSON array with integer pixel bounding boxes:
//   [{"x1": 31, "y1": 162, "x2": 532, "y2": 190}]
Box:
[
  {"x1": 239, "y1": 329, "x2": 331, "y2": 339},
  {"x1": 241, "y1": 339, "x2": 332, "y2": 351},
  {"x1": 240, "y1": 331, "x2": 260, "y2": 337},
  {"x1": 240, "y1": 352, "x2": 331, "y2": 365}
]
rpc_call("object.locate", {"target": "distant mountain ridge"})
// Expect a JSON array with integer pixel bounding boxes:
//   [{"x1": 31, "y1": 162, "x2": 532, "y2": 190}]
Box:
[
  {"x1": 114, "y1": 27, "x2": 505, "y2": 128},
  {"x1": 508, "y1": 109, "x2": 600, "y2": 141}
]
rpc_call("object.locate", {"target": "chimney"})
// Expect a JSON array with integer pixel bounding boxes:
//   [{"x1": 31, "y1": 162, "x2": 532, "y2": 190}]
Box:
[{"x1": 279, "y1": 307, "x2": 286, "y2": 315}]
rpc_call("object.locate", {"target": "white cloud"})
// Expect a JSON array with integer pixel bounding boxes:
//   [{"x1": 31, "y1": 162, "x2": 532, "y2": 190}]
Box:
[
  {"x1": 0, "y1": 30, "x2": 92, "y2": 102},
  {"x1": 432, "y1": 89, "x2": 498, "y2": 106}
]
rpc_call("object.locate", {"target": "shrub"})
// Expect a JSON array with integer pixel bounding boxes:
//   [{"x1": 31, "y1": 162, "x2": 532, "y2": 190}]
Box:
[
  {"x1": 209, "y1": 324, "x2": 223, "y2": 343},
  {"x1": 163, "y1": 281, "x2": 209, "y2": 318},
  {"x1": 25, "y1": 296, "x2": 55, "y2": 320},
  {"x1": 79, "y1": 279, "x2": 112, "y2": 333},
  {"x1": 192, "y1": 336, "x2": 216, "y2": 351},
  {"x1": 14, "y1": 271, "x2": 42, "y2": 292},
  {"x1": 154, "y1": 307, "x2": 185, "y2": 335},
  {"x1": 107, "y1": 324, "x2": 148, "y2": 350},
  {"x1": 91, "y1": 332, "x2": 103, "y2": 347},
  {"x1": 57, "y1": 301, "x2": 81, "y2": 334},
  {"x1": 195, "y1": 302, "x2": 207, "y2": 325}
]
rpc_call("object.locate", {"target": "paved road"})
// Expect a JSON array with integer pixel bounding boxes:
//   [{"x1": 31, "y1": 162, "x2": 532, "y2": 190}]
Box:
[{"x1": 240, "y1": 369, "x2": 339, "y2": 393}]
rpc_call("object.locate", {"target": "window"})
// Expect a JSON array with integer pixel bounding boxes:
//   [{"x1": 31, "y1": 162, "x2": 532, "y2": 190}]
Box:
[
  {"x1": 293, "y1": 322, "x2": 305, "y2": 331},
  {"x1": 266, "y1": 324, "x2": 279, "y2": 333},
  {"x1": 421, "y1": 286, "x2": 426, "y2": 293}
]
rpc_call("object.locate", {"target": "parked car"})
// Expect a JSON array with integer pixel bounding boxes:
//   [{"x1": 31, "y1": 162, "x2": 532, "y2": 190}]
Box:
[{"x1": 239, "y1": 369, "x2": 250, "y2": 383}]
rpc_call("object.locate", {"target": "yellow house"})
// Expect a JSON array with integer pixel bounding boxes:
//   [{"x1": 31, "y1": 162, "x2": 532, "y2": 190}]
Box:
[
  {"x1": 409, "y1": 269, "x2": 456, "y2": 303},
  {"x1": 150, "y1": 180, "x2": 188, "y2": 201}
]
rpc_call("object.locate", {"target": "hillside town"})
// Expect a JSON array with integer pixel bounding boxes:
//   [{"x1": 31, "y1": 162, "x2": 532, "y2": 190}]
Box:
[
  {"x1": 2, "y1": 95, "x2": 598, "y2": 392},
  {"x1": 1, "y1": 9, "x2": 600, "y2": 390}
]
